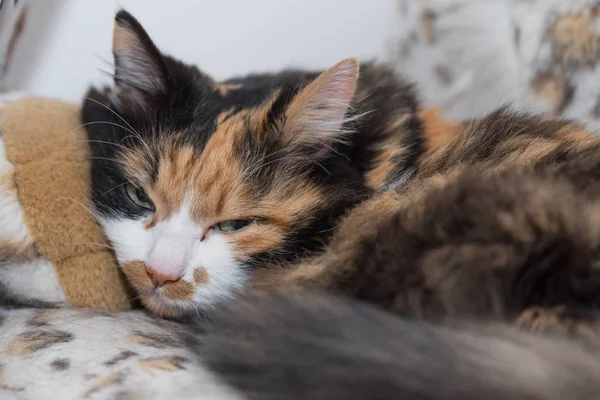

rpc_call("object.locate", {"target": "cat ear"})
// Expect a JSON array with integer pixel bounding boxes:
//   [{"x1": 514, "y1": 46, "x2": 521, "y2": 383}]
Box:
[
  {"x1": 111, "y1": 10, "x2": 169, "y2": 109},
  {"x1": 282, "y1": 58, "x2": 359, "y2": 157}
]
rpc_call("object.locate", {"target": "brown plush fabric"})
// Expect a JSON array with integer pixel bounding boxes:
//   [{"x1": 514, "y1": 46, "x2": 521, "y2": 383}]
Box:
[{"x1": 0, "y1": 97, "x2": 133, "y2": 310}]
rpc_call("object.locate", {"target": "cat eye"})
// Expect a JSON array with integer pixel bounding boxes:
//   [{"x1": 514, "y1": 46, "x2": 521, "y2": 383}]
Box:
[
  {"x1": 125, "y1": 183, "x2": 155, "y2": 211},
  {"x1": 215, "y1": 219, "x2": 252, "y2": 233}
]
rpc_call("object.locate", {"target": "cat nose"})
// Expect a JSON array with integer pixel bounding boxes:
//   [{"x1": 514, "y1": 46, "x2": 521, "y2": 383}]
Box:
[{"x1": 145, "y1": 266, "x2": 183, "y2": 287}]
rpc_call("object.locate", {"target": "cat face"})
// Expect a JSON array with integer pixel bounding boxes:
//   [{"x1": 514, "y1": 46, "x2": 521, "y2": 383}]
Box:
[{"x1": 83, "y1": 10, "x2": 370, "y2": 316}]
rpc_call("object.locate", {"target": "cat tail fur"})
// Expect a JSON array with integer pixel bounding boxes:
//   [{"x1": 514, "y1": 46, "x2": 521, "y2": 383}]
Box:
[{"x1": 181, "y1": 290, "x2": 600, "y2": 400}]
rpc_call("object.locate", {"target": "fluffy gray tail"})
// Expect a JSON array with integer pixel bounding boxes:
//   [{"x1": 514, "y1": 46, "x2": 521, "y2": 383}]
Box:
[{"x1": 181, "y1": 291, "x2": 600, "y2": 400}]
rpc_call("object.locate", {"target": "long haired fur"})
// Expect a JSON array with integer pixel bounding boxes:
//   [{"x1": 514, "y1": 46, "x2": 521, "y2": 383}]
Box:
[{"x1": 182, "y1": 291, "x2": 600, "y2": 400}]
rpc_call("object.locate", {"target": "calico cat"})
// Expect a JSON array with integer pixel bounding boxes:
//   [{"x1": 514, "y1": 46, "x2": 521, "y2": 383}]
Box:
[
  {"x1": 183, "y1": 290, "x2": 600, "y2": 400},
  {"x1": 82, "y1": 10, "x2": 423, "y2": 316},
  {"x1": 84, "y1": 10, "x2": 600, "y2": 338},
  {"x1": 80, "y1": 9, "x2": 600, "y2": 397}
]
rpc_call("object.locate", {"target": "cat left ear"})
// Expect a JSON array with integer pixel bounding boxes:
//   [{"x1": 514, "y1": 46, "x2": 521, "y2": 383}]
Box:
[
  {"x1": 281, "y1": 58, "x2": 359, "y2": 157},
  {"x1": 111, "y1": 10, "x2": 170, "y2": 109}
]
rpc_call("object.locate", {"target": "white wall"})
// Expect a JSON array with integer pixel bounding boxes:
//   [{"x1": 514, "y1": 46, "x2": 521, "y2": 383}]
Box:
[{"x1": 6, "y1": 0, "x2": 400, "y2": 103}]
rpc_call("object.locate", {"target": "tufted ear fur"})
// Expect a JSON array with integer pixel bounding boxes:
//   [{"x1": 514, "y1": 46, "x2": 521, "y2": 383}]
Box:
[
  {"x1": 282, "y1": 58, "x2": 359, "y2": 157},
  {"x1": 111, "y1": 10, "x2": 170, "y2": 110}
]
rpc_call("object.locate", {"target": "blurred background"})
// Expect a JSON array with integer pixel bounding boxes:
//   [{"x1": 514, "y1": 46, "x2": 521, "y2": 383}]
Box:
[
  {"x1": 1, "y1": 0, "x2": 401, "y2": 102},
  {"x1": 3, "y1": 0, "x2": 600, "y2": 130}
]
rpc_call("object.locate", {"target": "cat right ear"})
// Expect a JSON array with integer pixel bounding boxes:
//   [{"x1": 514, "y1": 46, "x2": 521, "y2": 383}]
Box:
[
  {"x1": 280, "y1": 58, "x2": 359, "y2": 159},
  {"x1": 111, "y1": 10, "x2": 169, "y2": 110}
]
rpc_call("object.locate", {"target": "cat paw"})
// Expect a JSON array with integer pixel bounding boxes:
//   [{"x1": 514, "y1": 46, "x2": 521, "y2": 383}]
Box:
[{"x1": 517, "y1": 306, "x2": 600, "y2": 343}]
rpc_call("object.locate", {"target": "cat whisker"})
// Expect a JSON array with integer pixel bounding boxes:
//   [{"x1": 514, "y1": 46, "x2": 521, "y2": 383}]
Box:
[
  {"x1": 125, "y1": 290, "x2": 145, "y2": 305},
  {"x1": 191, "y1": 302, "x2": 202, "y2": 320},
  {"x1": 278, "y1": 154, "x2": 332, "y2": 176},
  {"x1": 310, "y1": 138, "x2": 350, "y2": 161},
  {"x1": 84, "y1": 97, "x2": 136, "y2": 133},
  {"x1": 244, "y1": 153, "x2": 305, "y2": 179},
  {"x1": 84, "y1": 97, "x2": 154, "y2": 160},
  {"x1": 249, "y1": 147, "x2": 290, "y2": 167},
  {"x1": 71, "y1": 241, "x2": 116, "y2": 251},
  {"x1": 92, "y1": 52, "x2": 114, "y2": 67},
  {"x1": 318, "y1": 223, "x2": 342, "y2": 233},
  {"x1": 86, "y1": 156, "x2": 130, "y2": 169},
  {"x1": 52, "y1": 121, "x2": 137, "y2": 149},
  {"x1": 74, "y1": 120, "x2": 139, "y2": 139},
  {"x1": 98, "y1": 69, "x2": 115, "y2": 79},
  {"x1": 120, "y1": 134, "x2": 156, "y2": 154},
  {"x1": 305, "y1": 158, "x2": 331, "y2": 175},
  {"x1": 78, "y1": 138, "x2": 129, "y2": 152},
  {"x1": 50, "y1": 197, "x2": 97, "y2": 219},
  {"x1": 125, "y1": 130, "x2": 154, "y2": 162},
  {"x1": 102, "y1": 182, "x2": 127, "y2": 196}
]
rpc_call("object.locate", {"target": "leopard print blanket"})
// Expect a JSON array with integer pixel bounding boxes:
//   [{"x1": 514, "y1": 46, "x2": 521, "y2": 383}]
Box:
[{"x1": 0, "y1": 308, "x2": 237, "y2": 400}]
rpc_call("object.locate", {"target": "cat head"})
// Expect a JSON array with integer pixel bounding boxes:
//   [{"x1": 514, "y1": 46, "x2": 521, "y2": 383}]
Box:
[{"x1": 83, "y1": 10, "x2": 370, "y2": 317}]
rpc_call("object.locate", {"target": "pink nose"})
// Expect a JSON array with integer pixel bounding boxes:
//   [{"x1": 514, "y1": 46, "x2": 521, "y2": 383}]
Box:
[{"x1": 145, "y1": 266, "x2": 183, "y2": 287}]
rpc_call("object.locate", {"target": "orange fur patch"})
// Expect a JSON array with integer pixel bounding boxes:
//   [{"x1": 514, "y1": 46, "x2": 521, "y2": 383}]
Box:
[
  {"x1": 365, "y1": 113, "x2": 418, "y2": 189},
  {"x1": 365, "y1": 146, "x2": 405, "y2": 189},
  {"x1": 120, "y1": 260, "x2": 196, "y2": 303},
  {"x1": 215, "y1": 83, "x2": 243, "y2": 96},
  {"x1": 216, "y1": 108, "x2": 235, "y2": 125},
  {"x1": 235, "y1": 91, "x2": 280, "y2": 138},
  {"x1": 121, "y1": 260, "x2": 151, "y2": 294},
  {"x1": 161, "y1": 279, "x2": 195, "y2": 301},
  {"x1": 419, "y1": 108, "x2": 461, "y2": 151},
  {"x1": 188, "y1": 118, "x2": 248, "y2": 223},
  {"x1": 232, "y1": 223, "x2": 284, "y2": 259},
  {"x1": 120, "y1": 146, "x2": 156, "y2": 188},
  {"x1": 494, "y1": 137, "x2": 561, "y2": 168},
  {"x1": 364, "y1": 108, "x2": 458, "y2": 189},
  {"x1": 193, "y1": 267, "x2": 209, "y2": 285},
  {"x1": 151, "y1": 144, "x2": 197, "y2": 220},
  {"x1": 556, "y1": 124, "x2": 598, "y2": 146}
]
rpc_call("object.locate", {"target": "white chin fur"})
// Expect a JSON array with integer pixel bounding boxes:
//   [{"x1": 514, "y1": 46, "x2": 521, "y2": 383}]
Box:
[{"x1": 99, "y1": 210, "x2": 248, "y2": 312}]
